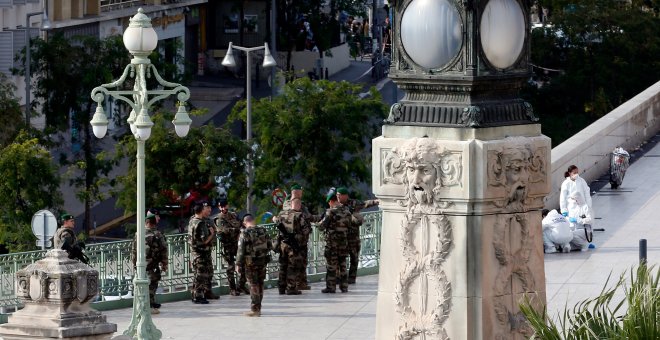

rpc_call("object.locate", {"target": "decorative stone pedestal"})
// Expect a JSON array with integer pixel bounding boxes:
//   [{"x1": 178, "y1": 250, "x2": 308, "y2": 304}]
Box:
[
  {"x1": 0, "y1": 250, "x2": 117, "y2": 339},
  {"x1": 372, "y1": 125, "x2": 550, "y2": 340}
]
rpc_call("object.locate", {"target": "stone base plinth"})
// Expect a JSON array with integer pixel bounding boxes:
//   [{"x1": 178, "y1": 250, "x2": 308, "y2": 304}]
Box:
[
  {"x1": 372, "y1": 125, "x2": 550, "y2": 340},
  {"x1": 0, "y1": 250, "x2": 117, "y2": 339}
]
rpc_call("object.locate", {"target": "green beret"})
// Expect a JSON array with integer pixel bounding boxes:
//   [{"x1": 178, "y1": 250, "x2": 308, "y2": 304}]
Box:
[
  {"x1": 326, "y1": 193, "x2": 336, "y2": 203},
  {"x1": 336, "y1": 187, "x2": 349, "y2": 194},
  {"x1": 145, "y1": 212, "x2": 157, "y2": 221},
  {"x1": 290, "y1": 184, "x2": 303, "y2": 191},
  {"x1": 60, "y1": 213, "x2": 74, "y2": 221}
]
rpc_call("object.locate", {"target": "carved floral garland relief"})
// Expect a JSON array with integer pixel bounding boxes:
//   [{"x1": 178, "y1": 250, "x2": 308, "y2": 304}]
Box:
[{"x1": 383, "y1": 138, "x2": 462, "y2": 339}]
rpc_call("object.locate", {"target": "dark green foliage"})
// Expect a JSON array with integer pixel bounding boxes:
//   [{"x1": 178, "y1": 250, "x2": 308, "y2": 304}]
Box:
[
  {"x1": 0, "y1": 73, "x2": 23, "y2": 148},
  {"x1": 114, "y1": 111, "x2": 250, "y2": 214},
  {"x1": 527, "y1": 0, "x2": 660, "y2": 146},
  {"x1": 0, "y1": 133, "x2": 62, "y2": 252},
  {"x1": 230, "y1": 77, "x2": 387, "y2": 211}
]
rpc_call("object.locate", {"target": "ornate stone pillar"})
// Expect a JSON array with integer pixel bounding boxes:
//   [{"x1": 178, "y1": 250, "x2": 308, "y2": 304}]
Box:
[
  {"x1": 372, "y1": 0, "x2": 550, "y2": 338},
  {"x1": 0, "y1": 249, "x2": 117, "y2": 339}
]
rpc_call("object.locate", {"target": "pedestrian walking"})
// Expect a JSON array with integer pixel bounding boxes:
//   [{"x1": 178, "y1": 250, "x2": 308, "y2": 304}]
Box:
[{"x1": 236, "y1": 214, "x2": 273, "y2": 317}]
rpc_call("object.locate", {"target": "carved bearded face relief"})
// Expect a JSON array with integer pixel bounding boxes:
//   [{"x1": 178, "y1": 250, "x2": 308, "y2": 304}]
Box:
[
  {"x1": 503, "y1": 148, "x2": 530, "y2": 207},
  {"x1": 406, "y1": 161, "x2": 438, "y2": 205},
  {"x1": 402, "y1": 139, "x2": 444, "y2": 208}
]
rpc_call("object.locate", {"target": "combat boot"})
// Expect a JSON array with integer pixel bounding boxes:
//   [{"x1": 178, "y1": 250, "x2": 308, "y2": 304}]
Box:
[
  {"x1": 205, "y1": 291, "x2": 220, "y2": 300},
  {"x1": 347, "y1": 278, "x2": 356, "y2": 284},
  {"x1": 243, "y1": 310, "x2": 261, "y2": 317},
  {"x1": 193, "y1": 297, "x2": 209, "y2": 304},
  {"x1": 278, "y1": 288, "x2": 286, "y2": 295},
  {"x1": 151, "y1": 303, "x2": 161, "y2": 309},
  {"x1": 239, "y1": 285, "x2": 250, "y2": 295},
  {"x1": 230, "y1": 289, "x2": 240, "y2": 296},
  {"x1": 286, "y1": 290, "x2": 302, "y2": 295},
  {"x1": 298, "y1": 283, "x2": 312, "y2": 290},
  {"x1": 321, "y1": 288, "x2": 336, "y2": 294}
]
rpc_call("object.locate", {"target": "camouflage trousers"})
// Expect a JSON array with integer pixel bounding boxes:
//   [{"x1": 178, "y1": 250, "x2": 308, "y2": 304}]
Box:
[
  {"x1": 348, "y1": 239, "x2": 361, "y2": 281},
  {"x1": 191, "y1": 251, "x2": 213, "y2": 299},
  {"x1": 324, "y1": 249, "x2": 348, "y2": 291},
  {"x1": 222, "y1": 254, "x2": 247, "y2": 290},
  {"x1": 299, "y1": 244, "x2": 309, "y2": 288},
  {"x1": 147, "y1": 267, "x2": 162, "y2": 306},
  {"x1": 278, "y1": 243, "x2": 304, "y2": 292},
  {"x1": 245, "y1": 264, "x2": 266, "y2": 312}
]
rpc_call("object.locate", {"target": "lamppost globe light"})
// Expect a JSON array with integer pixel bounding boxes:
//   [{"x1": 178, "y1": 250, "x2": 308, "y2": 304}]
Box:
[
  {"x1": 123, "y1": 8, "x2": 158, "y2": 57},
  {"x1": 221, "y1": 43, "x2": 236, "y2": 67},
  {"x1": 172, "y1": 104, "x2": 192, "y2": 137},
  {"x1": 134, "y1": 110, "x2": 154, "y2": 140},
  {"x1": 90, "y1": 9, "x2": 189, "y2": 338},
  {"x1": 90, "y1": 105, "x2": 109, "y2": 139},
  {"x1": 262, "y1": 43, "x2": 277, "y2": 68}
]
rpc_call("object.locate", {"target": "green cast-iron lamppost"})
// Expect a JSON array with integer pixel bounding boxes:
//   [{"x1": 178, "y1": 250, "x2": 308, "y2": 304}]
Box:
[
  {"x1": 221, "y1": 42, "x2": 276, "y2": 214},
  {"x1": 89, "y1": 8, "x2": 192, "y2": 340}
]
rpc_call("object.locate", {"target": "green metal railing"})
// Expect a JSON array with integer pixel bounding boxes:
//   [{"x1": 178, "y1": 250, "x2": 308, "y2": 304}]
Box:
[{"x1": 0, "y1": 210, "x2": 381, "y2": 312}]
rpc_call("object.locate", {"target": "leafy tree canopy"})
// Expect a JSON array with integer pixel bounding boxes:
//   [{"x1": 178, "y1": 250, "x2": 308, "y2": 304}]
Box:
[
  {"x1": 0, "y1": 132, "x2": 62, "y2": 252},
  {"x1": 114, "y1": 111, "x2": 250, "y2": 216},
  {"x1": 527, "y1": 0, "x2": 660, "y2": 145},
  {"x1": 0, "y1": 73, "x2": 23, "y2": 148},
  {"x1": 230, "y1": 77, "x2": 387, "y2": 211}
]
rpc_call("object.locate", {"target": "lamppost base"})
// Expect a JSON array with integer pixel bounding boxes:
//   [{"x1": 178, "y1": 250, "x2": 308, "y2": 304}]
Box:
[{"x1": 123, "y1": 278, "x2": 161, "y2": 340}]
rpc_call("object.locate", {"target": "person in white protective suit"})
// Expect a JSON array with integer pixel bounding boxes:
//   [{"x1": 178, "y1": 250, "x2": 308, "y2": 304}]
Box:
[
  {"x1": 559, "y1": 165, "x2": 594, "y2": 251},
  {"x1": 542, "y1": 209, "x2": 573, "y2": 253}
]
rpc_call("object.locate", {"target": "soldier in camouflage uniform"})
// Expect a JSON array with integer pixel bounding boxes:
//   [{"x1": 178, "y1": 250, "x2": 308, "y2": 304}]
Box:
[
  {"x1": 280, "y1": 184, "x2": 319, "y2": 290},
  {"x1": 276, "y1": 198, "x2": 311, "y2": 295},
  {"x1": 318, "y1": 191, "x2": 358, "y2": 293},
  {"x1": 214, "y1": 199, "x2": 245, "y2": 296},
  {"x1": 132, "y1": 212, "x2": 168, "y2": 314},
  {"x1": 236, "y1": 214, "x2": 272, "y2": 317},
  {"x1": 54, "y1": 213, "x2": 76, "y2": 250},
  {"x1": 188, "y1": 202, "x2": 215, "y2": 304},
  {"x1": 336, "y1": 187, "x2": 379, "y2": 284}
]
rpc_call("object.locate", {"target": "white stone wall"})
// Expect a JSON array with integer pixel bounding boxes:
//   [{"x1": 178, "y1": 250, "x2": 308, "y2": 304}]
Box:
[{"x1": 546, "y1": 81, "x2": 660, "y2": 209}]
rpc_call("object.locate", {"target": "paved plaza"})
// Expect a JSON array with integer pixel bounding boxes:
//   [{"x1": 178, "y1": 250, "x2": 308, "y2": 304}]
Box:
[{"x1": 104, "y1": 137, "x2": 660, "y2": 339}]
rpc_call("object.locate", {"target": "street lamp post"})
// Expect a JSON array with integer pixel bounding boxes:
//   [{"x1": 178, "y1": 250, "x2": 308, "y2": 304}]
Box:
[
  {"x1": 221, "y1": 42, "x2": 276, "y2": 214},
  {"x1": 24, "y1": 9, "x2": 51, "y2": 126},
  {"x1": 90, "y1": 8, "x2": 192, "y2": 340}
]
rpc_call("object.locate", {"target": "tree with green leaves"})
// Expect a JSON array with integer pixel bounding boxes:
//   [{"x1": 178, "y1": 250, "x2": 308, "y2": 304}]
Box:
[
  {"x1": 0, "y1": 132, "x2": 62, "y2": 252},
  {"x1": 230, "y1": 77, "x2": 387, "y2": 211},
  {"x1": 20, "y1": 33, "x2": 130, "y2": 235},
  {"x1": 526, "y1": 0, "x2": 660, "y2": 145},
  {"x1": 0, "y1": 73, "x2": 24, "y2": 148},
  {"x1": 113, "y1": 111, "x2": 250, "y2": 220}
]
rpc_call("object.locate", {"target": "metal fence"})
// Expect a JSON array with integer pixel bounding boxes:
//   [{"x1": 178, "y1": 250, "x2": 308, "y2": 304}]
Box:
[{"x1": 0, "y1": 211, "x2": 381, "y2": 311}]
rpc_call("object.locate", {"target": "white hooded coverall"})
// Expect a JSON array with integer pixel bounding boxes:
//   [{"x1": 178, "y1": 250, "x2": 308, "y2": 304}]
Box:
[{"x1": 560, "y1": 175, "x2": 594, "y2": 250}]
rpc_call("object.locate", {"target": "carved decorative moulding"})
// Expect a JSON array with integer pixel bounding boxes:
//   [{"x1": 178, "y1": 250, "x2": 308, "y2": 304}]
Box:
[{"x1": 15, "y1": 249, "x2": 98, "y2": 306}]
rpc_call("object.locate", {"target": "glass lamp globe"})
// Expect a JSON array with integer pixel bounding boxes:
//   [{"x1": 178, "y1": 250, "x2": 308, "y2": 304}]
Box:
[
  {"x1": 400, "y1": 0, "x2": 462, "y2": 70},
  {"x1": 134, "y1": 109, "x2": 154, "y2": 140},
  {"x1": 480, "y1": 0, "x2": 526, "y2": 69},
  {"x1": 123, "y1": 8, "x2": 158, "y2": 55}
]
